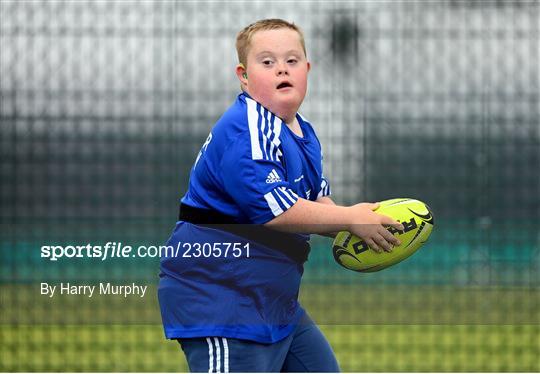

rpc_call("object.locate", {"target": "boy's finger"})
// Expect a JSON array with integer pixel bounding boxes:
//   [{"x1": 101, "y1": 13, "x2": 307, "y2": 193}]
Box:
[
  {"x1": 375, "y1": 234, "x2": 393, "y2": 252},
  {"x1": 370, "y1": 202, "x2": 380, "y2": 211},
  {"x1": 365, "y1": 238, "x2": 382, "y2": 253},
  {"x1": 380, "y1": 227, "x2": 401, "y2": 246},
  {"x1": 380, "y1": 215, "x2": 404, "y2": 231}
]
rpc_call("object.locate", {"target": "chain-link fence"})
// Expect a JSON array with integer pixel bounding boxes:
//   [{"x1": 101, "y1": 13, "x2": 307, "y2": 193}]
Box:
[{"x1": 1, "y1": 0, "x2": 539, "y2": 371}]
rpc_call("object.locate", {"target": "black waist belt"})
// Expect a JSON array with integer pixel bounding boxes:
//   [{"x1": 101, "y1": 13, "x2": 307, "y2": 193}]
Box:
[{"x1": 178, "y1": 203, "x2": 310, "y2": 263}]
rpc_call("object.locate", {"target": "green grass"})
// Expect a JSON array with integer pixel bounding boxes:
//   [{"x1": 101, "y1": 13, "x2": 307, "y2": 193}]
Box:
[
  {"x1": 1, "y1": 324, "x2": 538, "y2": 372},
  {"x1": 324, "y1": 324, "x2": 539, "y2": 372},
  {"x1": 1, "y1": 284, "x2": 539, "y2": 371},
  {"x1": 1, "y1": 325, "x2": 186, "y2": 372}
]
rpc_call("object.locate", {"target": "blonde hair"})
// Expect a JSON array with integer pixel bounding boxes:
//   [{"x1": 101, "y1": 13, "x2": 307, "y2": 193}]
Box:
[{"x1": 236, "y1": 19, "x2": 307, "y2": 67}]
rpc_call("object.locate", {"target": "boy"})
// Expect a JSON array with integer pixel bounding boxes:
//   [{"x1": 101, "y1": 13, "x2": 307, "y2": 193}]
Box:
[{"x1": 158, "y1": 19, "x2": 403, "y2": 372}]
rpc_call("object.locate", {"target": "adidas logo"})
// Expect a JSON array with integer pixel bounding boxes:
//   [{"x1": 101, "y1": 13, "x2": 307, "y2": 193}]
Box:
[{"x1": 265, "y1": 169, "x2": 282, "y2": 184}]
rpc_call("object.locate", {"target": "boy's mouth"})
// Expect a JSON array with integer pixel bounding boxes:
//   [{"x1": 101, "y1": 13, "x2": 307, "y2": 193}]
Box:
[{"x1": 276, "y1": 81, "x2": 293, "y2": 90}]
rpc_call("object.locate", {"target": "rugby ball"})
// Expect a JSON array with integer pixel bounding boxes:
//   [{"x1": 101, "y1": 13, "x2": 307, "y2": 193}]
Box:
[{"x1": 332, "y1": 198, "x2": 434, "y2": 272}]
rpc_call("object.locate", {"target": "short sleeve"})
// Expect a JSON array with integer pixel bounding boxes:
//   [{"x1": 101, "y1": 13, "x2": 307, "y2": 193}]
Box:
[
  {"x1": 317, "y1": 147, "x2": 331, "y2": 198},
  {"x1": 220, "y1": 135, "x2": 299, "y2": 224},
  {"x1": 317, "y1": 176, "x2": 331, "y2": 198}
]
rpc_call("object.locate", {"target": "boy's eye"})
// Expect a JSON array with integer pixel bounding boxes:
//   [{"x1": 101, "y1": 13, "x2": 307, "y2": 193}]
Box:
[
  {"x1": 262, "y1": 60, "x2": 274, "y2": 66},
  {"x1": 287, "y1": 59, "x2": 298, "y2": 64}
]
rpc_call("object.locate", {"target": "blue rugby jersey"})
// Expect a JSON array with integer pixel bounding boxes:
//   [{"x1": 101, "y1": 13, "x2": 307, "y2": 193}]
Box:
[{"x1": 158, "y1": 92, "x2": 331, "y2": 343}]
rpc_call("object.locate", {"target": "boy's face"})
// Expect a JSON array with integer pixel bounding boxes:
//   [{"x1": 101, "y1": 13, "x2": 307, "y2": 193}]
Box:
[{"x1": 242, "y1": 28, "x2": 310, "y2": 123}]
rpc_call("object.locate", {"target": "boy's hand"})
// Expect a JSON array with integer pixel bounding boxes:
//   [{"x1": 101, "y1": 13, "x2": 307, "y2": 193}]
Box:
[{"x1": 347, "y1": 202, "x2": 405, "y2": 253}]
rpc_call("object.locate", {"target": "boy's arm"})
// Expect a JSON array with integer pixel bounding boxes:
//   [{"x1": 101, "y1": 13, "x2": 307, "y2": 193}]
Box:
[
  {"x1": 314, "y1": 196, "x2": 337, "y2": 238},
  {"x1": 265, "y1": 198, "x2": 404, "y2": 252},
  {"x1": 315, "y1": 196, "x2": 336, "y2": 206}
]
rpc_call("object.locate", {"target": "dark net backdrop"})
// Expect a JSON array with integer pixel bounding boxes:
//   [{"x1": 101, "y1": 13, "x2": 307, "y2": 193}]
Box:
[{"x1": 1, "y1": 1, "x2": 539, "y2": 372}]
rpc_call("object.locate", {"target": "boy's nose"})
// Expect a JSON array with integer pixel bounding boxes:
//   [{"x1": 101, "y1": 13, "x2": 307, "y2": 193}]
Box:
[{"x1": 276, "y1": 63, "x2": 289, "y2": 76}]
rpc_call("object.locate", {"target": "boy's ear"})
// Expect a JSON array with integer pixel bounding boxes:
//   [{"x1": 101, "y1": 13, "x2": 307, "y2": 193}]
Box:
[
  {"x1": 236, "y1": 63, "x2": 248, "y2": 86},
  {"x1": 307, "y1": 61, "x2": 311, "y2": 73}
]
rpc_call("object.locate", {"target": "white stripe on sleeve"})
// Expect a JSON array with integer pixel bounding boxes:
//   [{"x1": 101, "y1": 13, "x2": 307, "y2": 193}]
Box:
[
  {"x1": 318, "y1": 178, "x2": 330, "y2": 197},
  {"x1": 265, "y1": 110, "x2": 275, "y2": 161},
  {"x1": 258, "y1": 105, "x2": 270, "y2": 160},
  {"x1": 325, "y1": 179, "x2": 331, "y2": 195},
  {"x1": 274, "y1": 189, "x2": 292, "y2": 209},
  {"x1": 272, "y1": 116, "x2": 282, "y2": 161},
  {"x1": 246, "y1": 98, "x2": 263, "y2": 160},
  {"x1": 276, "y1": 187, "x2": 298, "y2": 207},
  {"x1": 264, "y1": 191, "x2": 284, "y2": 216},
  {"x1": 279, "y1": 186, "x2": 298, "y2": 201},
  {"x1": 246, "y1": 97, "x2": 284, "y2": 161}
]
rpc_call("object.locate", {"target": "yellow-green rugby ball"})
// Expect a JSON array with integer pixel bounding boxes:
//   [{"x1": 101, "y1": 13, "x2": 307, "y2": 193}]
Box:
[{"x1": 332, "y1": 198, "x2": 434, "y2": 272}]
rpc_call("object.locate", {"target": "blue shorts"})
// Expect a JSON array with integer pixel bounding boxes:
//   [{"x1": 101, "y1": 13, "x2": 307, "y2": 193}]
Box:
[{"x1": 177, "y1": 312, "x2": 340, "y2": 372}]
